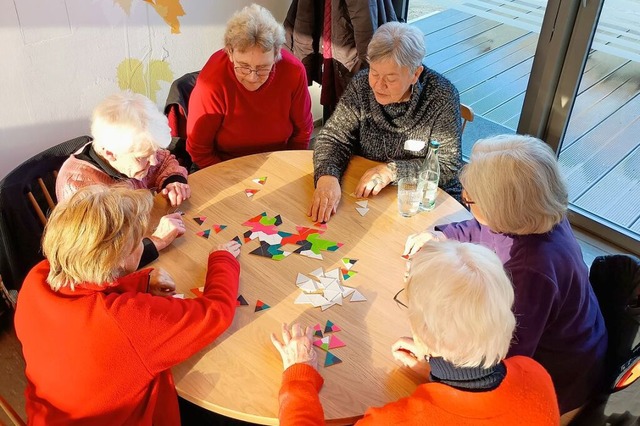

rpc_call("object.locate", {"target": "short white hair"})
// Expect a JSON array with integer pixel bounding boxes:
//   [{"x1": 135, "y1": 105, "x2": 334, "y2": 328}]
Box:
[
  {"x1": 91, "y1": 91, "x2": 171, "y2": 155},
  {"x1": 367, "y1": 22, "x2": 425, "y2": 70},
  {"x1": 461, "y1": 134, "x2": 568, "y2": 234},
  {"x1": 407, "y1": 240, "x2": 515, "y2": 368},
  {"x1": 224, "y1": 4, "x2": 285, "y2": 61}
]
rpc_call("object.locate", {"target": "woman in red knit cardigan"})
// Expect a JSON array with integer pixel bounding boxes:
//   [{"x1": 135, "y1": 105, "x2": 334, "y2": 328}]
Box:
[
  {"x1": 272, "y1": 240, "x2": 561, "y2": 425},
  {"x1": 15, "y1": 185, "x2": 241, "y2": 425}
]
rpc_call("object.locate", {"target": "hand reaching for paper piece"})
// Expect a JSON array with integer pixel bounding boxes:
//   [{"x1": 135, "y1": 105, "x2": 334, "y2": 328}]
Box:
[
  {"x1": 403, "y1": 230, "x2": 446, "y2": 257},
  {"x1": 391, "y1": 337, "x2": 431, "y2": 379},
  {"x1": 271, "y1": 323, "x2": 318, "y2": 371},
  {"x1": 161, "y1": 182, "x2": 191, "y2": 207},
  {"x1": 149, "y1": 212, "x2": 186, "y2": 251},
  {"x1": 354, "y1": 164, "x2": 394, "y2": 198},
  {"x1": 148, "y1": 268, "x2": 177, "y2": 296},
  {"x1": 308, "y1": 175, "x2": 341, "y2": 223},
  {"x1": 214, "y1": 241, "x2": 241, "y2": 258}
]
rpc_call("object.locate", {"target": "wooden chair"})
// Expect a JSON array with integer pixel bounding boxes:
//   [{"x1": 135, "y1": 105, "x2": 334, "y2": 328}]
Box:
[
  {"x1": 460, "y1": 103, "x2": 475, "y2": 134},
  {"x1": 0, "y1": 136, "x2": 91, "y2": 291},
  {"x1": 164, "y1": 71, "x2": 200, "y2": 171},
  {"x1": 0, "y1": 395, "x2": 25, "y2": 426}
]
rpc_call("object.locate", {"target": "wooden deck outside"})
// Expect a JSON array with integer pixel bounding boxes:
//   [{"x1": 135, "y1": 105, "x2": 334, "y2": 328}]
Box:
[{"x1": 414, "y1": 1, "x2": 640, "y2": 238}]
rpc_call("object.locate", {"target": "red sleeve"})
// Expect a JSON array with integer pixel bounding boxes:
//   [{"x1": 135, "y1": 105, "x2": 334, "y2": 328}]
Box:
[
  {"x1": 287, "y1": 65, "x2": 313, "y2": 150},
  {"x1": 144, "y1": 149, "x2": 188, "y2": 190},
  {"x1": 104, "y1": 250, "x2": 240, "y2": 374},
  {"x1": 278, "y1": 364, "x2": 325, "y2": 426},
  {"x1": 186, "y1": 76, "x2": 224, "y2": 168},
  {"x1": 111, "y1": 268, "x2": 152, "y2": 293}
]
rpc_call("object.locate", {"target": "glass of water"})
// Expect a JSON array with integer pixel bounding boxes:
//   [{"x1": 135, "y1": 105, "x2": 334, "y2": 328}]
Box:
[{"x1": 397, "y1": 177, "x2": 423, "y2": 217}]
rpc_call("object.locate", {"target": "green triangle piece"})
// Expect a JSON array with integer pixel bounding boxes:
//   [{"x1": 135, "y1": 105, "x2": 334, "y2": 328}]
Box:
[{"x1": 325, "y1": 352, "x2": 342, "y2": 367}]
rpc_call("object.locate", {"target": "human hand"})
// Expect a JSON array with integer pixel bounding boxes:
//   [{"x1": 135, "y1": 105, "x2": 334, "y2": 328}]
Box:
[
  {"x1": 308, "y1": 175, "x2": 341, "y2": 223},
  {"x1": 391, "y1": 337, "x2": 431, "y2": 379},
  {"x1": 271, "y1": 323, "x2": 318, "y2": 371},
  {"x1": 213, "y1": 241, "x2": 241, "y2": 258},
  {"x1": 354, "y1": 164, "x2": 395, "y2": 198},
  {"x1": 161, "y1": 182, "x2": 191, "y2": 207},
  {"x1": 402, "y1": 230, "x2": 446, "y2": 257},
  {"x1": 149, "y1": 268, "x2": 177, "y2": 296},
  {"x1": 150, "y1": 213, "x2": 185, "y2": 251}
]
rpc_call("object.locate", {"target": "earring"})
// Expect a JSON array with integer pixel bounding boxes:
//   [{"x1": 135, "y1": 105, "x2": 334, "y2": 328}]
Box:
[{"x1": 424, "y1": 354, "x2": 430, "y2": 362}]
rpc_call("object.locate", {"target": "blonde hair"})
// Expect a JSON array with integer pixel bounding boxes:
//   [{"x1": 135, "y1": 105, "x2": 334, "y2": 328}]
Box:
[
  {"x1": 91, "y1": 91, "x2": 171, "y2": 155},
  {"x1": 367, "y1": 22, "x2": 425, "y2": 70},
  {"x1": 43, "y1": 185, "x2": 153, "y2": 290},
  {"x1": 224, "y1": 4, "x2": 285, "y2": 61},
  {"x1": 461, "y1": 134, "x2": 568, "y2": 234},
  {"x1": 407, "y1": 240, "x2": 515, "y2": 368}
]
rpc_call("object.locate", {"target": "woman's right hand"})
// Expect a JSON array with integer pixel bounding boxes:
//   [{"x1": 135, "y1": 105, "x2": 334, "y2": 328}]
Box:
[
  {"x1": 214, "y1": 241, "x2": 241, "y2": 258},
  {"x1": 403, "y1": 230, "x2": 445, "y2": 257},
  {"x1": 271, "y1": 323, "x2": 318, "y2": 371},
  {"x1": 391, "y1": 337, "x2": 431, "y2": 379},
  {"x1": 308, "y1": 175, "x2": 341, "y2": 223}
]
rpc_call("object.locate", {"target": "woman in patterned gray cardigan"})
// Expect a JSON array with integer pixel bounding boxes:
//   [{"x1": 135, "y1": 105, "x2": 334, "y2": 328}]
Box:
[{"x1": 309, "y1": 22, "x2": 462, "y2": 223}]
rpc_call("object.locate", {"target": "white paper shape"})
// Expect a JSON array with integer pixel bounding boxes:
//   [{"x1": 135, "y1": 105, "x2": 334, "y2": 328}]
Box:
[
  {"x1": 172, "y1": 293, "x2": 185, "y2": 299},
  {"x1": 325, "y1": 268, "x2": 340, "y2": 279},
  {"x1": 321, "y1": 302, "x2": 336, "y2": 311},
  {"x1": 356, "y1": 207, "x2": 369, "y2": 216},
  {"x1": 308, "y1": 294, "x2": 330, "y2": 307},
  {"x1": 350, "y1": 290, "x2": 367, "y2": 302},
  {"x1": 299, "y1": 249, "x2": 323, "y2": 260},
  {"x1": 309, "y1": 268, "x2": 325, "y2": 279},
  {"x1": 319, "y1": 277, "x2": 338, "y2": 289},
  {"x1": 355, "y1": 200, "x2": 368, "y2": 208},
  {"x1": 341, "y1": 286, "x2": 356, "y2": 298},
  {"x1": 323, "y1": 288, "x2": 342, "y2": 302},
  {"x1": 299, "y1": 281, "x2": 320, "y2": 293},
  {"x1": 330, "y1": 293, "x2": 343, "y2": 305},
  {"x1": 294, "y1": 293, "x2": 313, "y2": 304},
  {"x1": 296, "y1": 273, "x2": 309, "y2": 285}
]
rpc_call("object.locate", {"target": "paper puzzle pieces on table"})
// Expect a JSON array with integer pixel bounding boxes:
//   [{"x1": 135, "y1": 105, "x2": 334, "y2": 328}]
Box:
[
  {"x1": 236, "y1": 295, "x2": 249, "y2": 306},
  {"x1": 313, "y1": 324, "x2": 324, "y2": 338},
  {"x1": 249, "y1": 240, "x2": 291, "y2": 261},
  {"x1": 252, "y1": 176, "x2": 267, "y2": 185},
  {"x1": 312, "y1": 221, "x2": 327, "y2": 230},
  {"x1": 245, "y1": 189, "x2": 259, "y2": 198},
  {"x1": 324, "y1": 352, "x2": 342, "y2": 367},
  {"x1": 341, "y1": 258, "x2": 358, "y2": 270},
  {"x1": 324, "y1": 320, "x2": 341, "y2": 333},
  {"x1": 355, "y1": 200, "x2": 368, "y2": 208},
  {"x1": 211, "y1": 224, "x2": 227, "y2": 233},
  {"x1": 196, "y1": 229, "x2": 211, "y2": 239},
  {"x1": 232, "y1": 236, "x2": 243, "y2": 245},
  {"x1": 242, "y1": 212, "x2": 283, "y2": 237},
  {"x1": 356, "y1": 207, "x2": 369, "y2": 216},
  {"x1": 293, "y1": 233, "x2": 343, "y2": 258},
  {"x1": 314, "y1": 335, "x2": 346, "y2": 352},
  {"x1": 191, "y1": 287, "x2": 204, "y2": 297},
  {"x1": 193, "y1": 216, "x2": 207, "y2": 225},
  {"x1": 350, "y1": 290, "x2": 367, "y2": 302},
  {"x1": 341, "y1": 268, "x2": 357, "y2": 281},
  {"x1": 255, "y1": 300, "x2": 270, "y2": 312}
]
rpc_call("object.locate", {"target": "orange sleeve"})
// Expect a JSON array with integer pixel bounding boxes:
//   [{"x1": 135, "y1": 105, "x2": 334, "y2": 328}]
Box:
[{"x1": 278, "y1": 364, "x2": 325, "y2": 426}]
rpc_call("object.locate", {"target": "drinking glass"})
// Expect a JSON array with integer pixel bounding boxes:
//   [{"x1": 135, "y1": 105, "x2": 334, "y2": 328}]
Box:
[{"x1": 397, "y1": 177, "x2": 423, "y2": 217}]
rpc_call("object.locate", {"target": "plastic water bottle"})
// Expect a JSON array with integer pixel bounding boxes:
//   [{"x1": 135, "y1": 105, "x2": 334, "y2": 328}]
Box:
[{"x1": 419, "y1": 140, "x2": 440, "y2": 211}]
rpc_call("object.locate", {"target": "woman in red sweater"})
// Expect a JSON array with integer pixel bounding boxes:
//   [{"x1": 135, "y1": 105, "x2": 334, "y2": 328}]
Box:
[
  {"x1": 187, "y1": 4, "x2": 313, "y2": 169},
  {"x1": 272, "y1": 240, "x2": 561, "y2": 425},
  {"x1": 15, "y1": 185, "x2": 241, "y2": 425}
]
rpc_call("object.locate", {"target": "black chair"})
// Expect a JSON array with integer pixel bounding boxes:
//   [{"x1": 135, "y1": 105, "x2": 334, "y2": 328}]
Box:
[
  {"x1": 0, "y1": 135, "x2": 92, "y2": 291},
  {"x1": 164, "y1": 71, "x2": 200, "y2": 172},
  {"x1": 569, "y1": 254, "x2": 640, "y2": 425}
]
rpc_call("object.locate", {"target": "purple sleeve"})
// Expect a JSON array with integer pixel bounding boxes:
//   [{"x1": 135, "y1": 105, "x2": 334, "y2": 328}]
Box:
[{"x1": 434, "y1": 219, "x2": 480, "y2": 242}]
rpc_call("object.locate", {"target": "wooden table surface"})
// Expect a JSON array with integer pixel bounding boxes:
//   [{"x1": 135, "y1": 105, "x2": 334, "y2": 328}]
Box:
[{"x1": 151, "y1": 150, "x2": 471, "y2": 425}]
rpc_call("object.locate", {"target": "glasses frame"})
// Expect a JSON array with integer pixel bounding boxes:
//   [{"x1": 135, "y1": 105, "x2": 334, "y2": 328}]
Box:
[
  {"x1": 233, "y1": 65, "x2": 274, "y2": 78},
  {"x1": 393, "y1": 287, "x2": 408, "y2": 309}
]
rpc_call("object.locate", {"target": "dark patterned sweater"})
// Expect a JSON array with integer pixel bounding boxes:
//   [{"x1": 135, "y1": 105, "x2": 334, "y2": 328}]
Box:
[{"x1": 313, "y1": 66, "x2": 462, "y2": 199}]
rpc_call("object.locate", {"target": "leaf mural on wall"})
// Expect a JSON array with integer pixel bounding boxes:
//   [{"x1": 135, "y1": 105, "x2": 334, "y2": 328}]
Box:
[
  {"x1": 143, "y1": 0, "x2": 185, "y2": 34},
  {"x1": 117, "y1": 58, "x2": 173, "y2": 102}
]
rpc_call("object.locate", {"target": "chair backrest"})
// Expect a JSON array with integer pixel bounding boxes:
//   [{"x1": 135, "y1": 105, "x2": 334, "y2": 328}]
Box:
[
  {"x1": 164, "y1": 71, "x2": 200, "y2": 171},
  {"x1": 589, "y1": 254, "x2": 640, "y2": 392},
  {"x1": 460, "y1": 103, "x2": 475, "y2": 134},
  {"x1": 0, "y1": 394, "x2": 26, "y2": 426},
  {"x1": 0, "y1": 136, "x2": 92, "y2": 291}
]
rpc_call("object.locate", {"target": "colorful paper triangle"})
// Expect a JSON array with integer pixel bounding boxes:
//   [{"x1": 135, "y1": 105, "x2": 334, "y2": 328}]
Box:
[
  {"x1": 324, "y1": 351, "x2": 342, "y2": 367},
  {"x1": 341, "y1": 268, "x2": 357, "y2": 280},
  {"x1": 255, "y1": 300, "x2": 270, "y2": 312},
  {"x1": 191, "y1": 286, "x2": 204, "y2": 297},
  {"x1": 212, "y1": 224, "x2": 227, "y2": 233},
  {"x1": 313, "y1": 324, "x2": 323, "y2": 338},
  {"x1": 252, "y1": 176, "x2": 267, "y2": 185},
  {"x1": 341, "y1": 258, "x2": 358, "y2": 270},
  {"x1": 193, "y1": 216, "x2": 207, "y2": 225},
  {"x1": 232, "y1": 235, "x2": 243, "y2": 245},
  {"x1": 324, "y1": 320, "x2": 341, "y2": 333},
  {"x1": 196, "y1": 229, "x2": 211, "y2": 239},
  {"x1": 236, "y1": 295, "x2": 249, "y2": 306},
  {"x1": 245, "y1": 188, "x2": 259, "y2": 198}
]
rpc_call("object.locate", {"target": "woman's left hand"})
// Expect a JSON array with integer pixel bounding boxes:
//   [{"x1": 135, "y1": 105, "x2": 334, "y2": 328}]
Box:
[
  {"x1": 271, "y1": 323, "x2": 318, "y2": 371},
  {"x1": 149, "y1": 268, "x2": 177, "y2": 296},
  {"x1": 355, "y1": 165, "x2": 395, "y2": 198},
  {"x1": 161, "y1": 182, "x2": 192, "y2": 207},
  {"x1": 391, "y1": 337, "x2": 431, "y2": 379}
]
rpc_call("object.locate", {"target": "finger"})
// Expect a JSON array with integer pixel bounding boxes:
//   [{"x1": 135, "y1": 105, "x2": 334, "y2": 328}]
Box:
[
  {"x1": 291, "y1": 323, "x2": 303, "y2": 338},
  {"x1": 281, "y1": 323, "x2": 291, "y2": 345},
  {"x1": 270, "y1": 333, "x2": 285, "y2": 353},
  {"x1": 403, "y1": 236, "x2": 415, "y2": 256},
  {"x1": 309, "y1": 199, "x2": 320, "y2": 222}
]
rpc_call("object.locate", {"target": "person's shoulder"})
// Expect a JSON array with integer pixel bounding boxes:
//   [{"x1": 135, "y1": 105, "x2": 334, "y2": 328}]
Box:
[
  {"x1": 198, "y1": 49, "x2": 230, "y2": 84},
  {"x1": 420, "y1": 66, "x2": 458, "y2": 97},
  {"x1": 277, "y1": 50, "x2": 308, "y2": 77}
]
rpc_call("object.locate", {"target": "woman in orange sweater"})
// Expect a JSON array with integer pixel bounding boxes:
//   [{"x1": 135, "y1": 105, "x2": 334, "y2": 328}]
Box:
[
  {"x1": 15, "y1": 185, "x2": 241, "y2": 425},
  {"x1": 272, "y1": 240, "x2": 560, "y2": 425}
]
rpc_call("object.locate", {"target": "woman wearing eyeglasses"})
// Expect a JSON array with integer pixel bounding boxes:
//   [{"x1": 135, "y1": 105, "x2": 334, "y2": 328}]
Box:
[
  {"x1": 272, "y1": 241, "x2": 560, "y2": 425},
  {"x1": 187, "y1": 4, "x2": 313, "y2": 169},
  {"x1": 403, "y1": 134, "x2": 607, "y2": 423}
]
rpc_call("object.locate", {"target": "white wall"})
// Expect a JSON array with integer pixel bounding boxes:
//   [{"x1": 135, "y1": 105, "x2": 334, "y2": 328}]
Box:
[{"x1": 0, "y1": 0, "x2": 321, "y2": 179}]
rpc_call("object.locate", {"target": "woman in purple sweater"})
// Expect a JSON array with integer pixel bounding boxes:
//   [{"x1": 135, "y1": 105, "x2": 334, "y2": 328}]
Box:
[{"x1": 404, "y1": 134, "x2": 607, "y2": 422}]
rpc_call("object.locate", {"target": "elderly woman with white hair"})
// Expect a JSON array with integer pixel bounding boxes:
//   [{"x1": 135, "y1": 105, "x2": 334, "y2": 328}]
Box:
[
  {"x1": 272, "y1": 240, "x2": 560, "y2": 425},
  {"x1": 56, "y1": 91, "x2": 189, "y2": 267},
  {"x1": 15, "y1": 185, "x2": 241, "y2": 425},
  {"x1": 404, "y1": 134, "x2": 607, "y2": 419},
  {"x1": 309, "y1": 21, "x2": 461, "y2": 223},
  {"x1": 187, "y1": 3, "x2": 313, "y2": 169}
]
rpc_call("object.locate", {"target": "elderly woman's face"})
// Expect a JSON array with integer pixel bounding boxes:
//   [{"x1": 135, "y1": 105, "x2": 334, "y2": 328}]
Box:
[
  {"x1": 230, "y1": 46, "x2": 275, "y2": 92},
  {"x1": 368, "y1": 59, "x2": 422, "y2": 105},
  {"x1": 108, "y1": 144, "x2": 158, "y2": 180}
]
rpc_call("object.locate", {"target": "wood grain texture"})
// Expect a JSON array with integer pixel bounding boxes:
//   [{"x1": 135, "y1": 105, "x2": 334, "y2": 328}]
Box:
[{"x1": 151, "y1": 151, "x2": 471, "y2": 425}]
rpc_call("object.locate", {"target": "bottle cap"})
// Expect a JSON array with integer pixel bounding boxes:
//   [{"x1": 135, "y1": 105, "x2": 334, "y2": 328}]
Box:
[{"x1": 429, "y1": 140, "x2": 440, "y2": 148}]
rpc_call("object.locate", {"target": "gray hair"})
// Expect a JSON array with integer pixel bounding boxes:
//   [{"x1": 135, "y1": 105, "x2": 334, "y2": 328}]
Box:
[
  {"x1": 461, "y1": 134, "x2": 568, "y2": 234},
  {"x1": 91, "y1": 91, "x2": 170, "y2": 155},
  {"x1": 224, "y1": 4, "x2": 285, "y2": 61},
  {"x1": 407, "y1": 240, "x2": 516, "y2": 369},
  {"x1": 367, "y1": 22, "x2": 425, "y2": 70}
]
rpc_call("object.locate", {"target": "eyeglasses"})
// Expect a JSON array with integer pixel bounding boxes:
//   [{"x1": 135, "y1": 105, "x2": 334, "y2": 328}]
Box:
[
  {"x1": 393, "y1": 287, "x2": 408, "y2": 309},
  {"x1": 234, "y1": 65, "x2": 273, "y2": 77},
  {"x1": 461, "y1": 189, "x2": 475, "y2": 211}
]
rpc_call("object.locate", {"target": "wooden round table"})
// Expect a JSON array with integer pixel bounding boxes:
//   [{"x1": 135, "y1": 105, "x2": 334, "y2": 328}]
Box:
[{"x1": 151, "y1": 150, "x2": 471, "y2": 425}]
